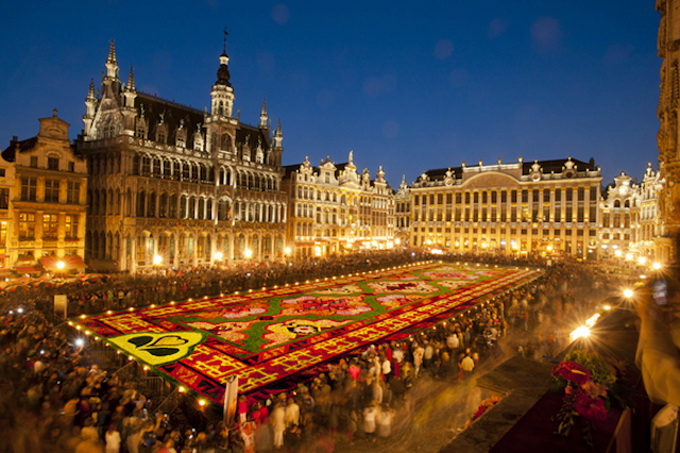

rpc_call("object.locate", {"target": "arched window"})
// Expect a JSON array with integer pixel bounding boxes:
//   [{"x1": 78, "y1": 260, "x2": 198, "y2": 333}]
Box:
[
  {"x1": 137, "y1": 191, "x2": 146, "y2": 217},
  {"x1": 159, "y1": 193, "x2": 168, "y2": 218},
  {"x1": 180, "y1": 195, "x2": 188, "y2": 219},
  {"x1": 169, "y1": 194, "x2": 178, "y2": 218},
  {"x1": 188, "y1": 197, "x2": 196, "y2": 218},
  {"x1": 147, "y1": 192, "x2": 156, "y2": 217},
  {"x1": 206, "y1": 198, "x2": 213, "y2": 220},
  {"x1": 197, "y1": 198, "x2": 205, "y2": 219}
]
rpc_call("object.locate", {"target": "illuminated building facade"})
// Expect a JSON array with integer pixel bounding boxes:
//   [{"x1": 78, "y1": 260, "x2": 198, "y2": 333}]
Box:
[
  {"x1": 0, "y1": 146, "x2": 14, "y2": 275},
  {"x1": 2, "y1": 111, "x2": 87, "y2": 274},
  {"x1": 598, "y1": 172, "x2": 641, "y2": 260},
  {"x1": 657, "y1": 0, "x2": 680, "y2": 261},
  {"x1": 639, "y1": 163, "x2": 663, "y2": 259},
  {"x1": 282, "y1": 151, "x2": 394, "y2": 259},
  {"x1": 394, "y1": 176, "x2": 411, "y2": 247},
  {"x1": 77, "y1": 41, "x2": 287, "y2": 272},
  {"x1": 409, "y1": 157, "x2": 602, "y2": 259}
]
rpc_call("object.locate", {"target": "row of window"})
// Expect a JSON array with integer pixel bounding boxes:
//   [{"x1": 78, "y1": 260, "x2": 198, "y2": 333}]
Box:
[
  {"x1": 88, "y1": 230, "x2": 284, "y2": 262},
  {"x1": 17, "y1": 212, "x2": 79, "y2": 241},
  {"x1": 413, "y1": 187, "x2": 598, "y2": 206},
  {"x1": 89, "y1": 153, "x2": 280, "y2": 191},
  {"x1": 413, "y1": 227, "x2": 597, "y2": 237},
  {"x1": 414, "y1": 205, "x2": 598, "y2": 223},
  {"x1": 28, "y1": 156, "x2": 76, "y2": 172},
  {"x1": 20, "y1": 178, "x2": 81, "y2": 203}
]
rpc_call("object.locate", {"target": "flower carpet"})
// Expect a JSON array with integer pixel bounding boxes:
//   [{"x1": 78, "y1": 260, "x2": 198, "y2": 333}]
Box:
[{"x1": 74, "y1": 263, "x2": 541, "y2": 405}]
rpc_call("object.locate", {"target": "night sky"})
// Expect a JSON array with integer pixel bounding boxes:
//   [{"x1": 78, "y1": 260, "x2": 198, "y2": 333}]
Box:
[{"x1": 0, "y1": 0, "x2": 660, "y2": 189}]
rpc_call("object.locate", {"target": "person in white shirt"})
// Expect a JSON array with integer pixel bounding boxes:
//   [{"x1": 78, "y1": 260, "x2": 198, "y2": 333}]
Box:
[
  {"x1": 460, "y1": 354, "x2": 475, "y2": 378},
  {"x1": 105, "y1": 424, "x2": 121, "y2": 453},
  {"x1": 284, "y1": 398, "x2": 300, "y2": 429},
  {"x1": 270, "y1": 402, "x2": 286, "y2": 448}
]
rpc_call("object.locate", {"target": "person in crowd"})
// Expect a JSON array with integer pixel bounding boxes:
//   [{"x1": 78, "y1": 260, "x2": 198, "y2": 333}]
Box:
[{"x1": 0, "y1": 251, "x2": 617, "y2": 452}]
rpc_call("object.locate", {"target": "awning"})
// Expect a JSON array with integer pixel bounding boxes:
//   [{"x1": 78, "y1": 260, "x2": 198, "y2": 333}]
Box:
[
  {"x1": 14, "y1": 265, "x2": 42, "y2": 274},
  {"x1": 39, "y1": 256, "x2": 59, "y2": 269},
  {"x1": 39, "y1": 255, "x2": 86, "y2": 270},
  {"x1": 64, "y1": 255, "x2": 86, "y2": 269}
]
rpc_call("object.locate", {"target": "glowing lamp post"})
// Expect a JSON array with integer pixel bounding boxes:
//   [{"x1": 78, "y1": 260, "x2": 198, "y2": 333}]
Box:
[
  {"x1": 56, "y1": 260, "x2": 65, "y2": 277},
  {"x1": 152, "y1": 254, "x2": 163, "y2": 266},
  {"x1": 214, "y1": 251, "x2": 223, "y2": 263},
  {"x1": 570, "y1": 325, "x2": 591, "y2": 342},
  {"x1": 244, "y1": 249, "x2": 253, "y2": 260}
]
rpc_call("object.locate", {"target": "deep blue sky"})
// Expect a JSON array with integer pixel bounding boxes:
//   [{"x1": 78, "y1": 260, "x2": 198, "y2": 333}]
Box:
[{"x1": 0, "y1": 1, "x2": 661, "y2": 188}]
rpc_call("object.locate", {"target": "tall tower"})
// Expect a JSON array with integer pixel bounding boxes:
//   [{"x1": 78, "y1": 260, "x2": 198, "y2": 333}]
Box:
[
  {"x1": 209, "y1": 36, "x2": 235, "y2": 119},
  {"x1": 657, "y1": 0, "x2": 680, "y2": 262}
]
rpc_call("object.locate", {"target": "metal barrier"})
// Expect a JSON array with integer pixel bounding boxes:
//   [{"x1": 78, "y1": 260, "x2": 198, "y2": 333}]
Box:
[{"x1": 155, "y1": 387, "x2": 181, "y2": 416}]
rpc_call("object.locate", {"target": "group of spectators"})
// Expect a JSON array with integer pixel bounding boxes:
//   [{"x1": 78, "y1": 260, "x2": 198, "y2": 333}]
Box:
[{"x1": 0, "y1": 250, "x2": 625, "y2": 452}]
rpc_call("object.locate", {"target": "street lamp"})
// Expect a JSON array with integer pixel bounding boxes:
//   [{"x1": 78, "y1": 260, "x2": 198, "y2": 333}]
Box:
[
  {"x1": 152, "y1": 254, "x2": 163, "y2": 266},
  {"x1": 244, "y1": 249, "x2": 253, "y2": 259}
]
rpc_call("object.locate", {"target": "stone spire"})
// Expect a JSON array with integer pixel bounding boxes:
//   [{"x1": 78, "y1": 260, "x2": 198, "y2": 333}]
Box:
[
  {"x1": 259, "y1": 100, "x2": 269, "y2": 129},
  {"x1": 122, "y1": 67, "x2": 138, "y2": 132},
  {"x1": 273, "y1": 120, "x2": 283, "y2": 148},
  {"x1": 105, "y1": 39, "x2": 119, "y2": 80},
  {"x1": 83, "y1": 79, "x2": 97, "y2": 135},
  {"x1": 126, "y1": 66, "x2": 136, "y2": 91}
]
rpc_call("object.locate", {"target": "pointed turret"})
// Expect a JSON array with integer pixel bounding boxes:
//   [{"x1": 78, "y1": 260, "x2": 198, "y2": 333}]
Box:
[
  {"x1": 273, "y1": 120, "x2": 283, "y2": 148},
  {"x1": 126, "y1": 66, "x2": 136, "y2": 91},
  {"x1": 268, "y1": 120, "x2": 283, "y2": 166},
  {"x1": 209, "y1": 38, "x2": 235, "y2": 118},
  {"x1": 105, "y1": 40, "x2": 119, "y2": 80},
  {"x1": 121, "y1": 67, "x2": 138, "y2": 134},
  {"x1": 83, "y1": 79, "x2": 97, "y2": 135},
  {"x1": 123, "y1": 67, "x2": 137, "y2": 106},
  {"x1": 259, "y1": 100, "x2": 269, "y2": 129}
]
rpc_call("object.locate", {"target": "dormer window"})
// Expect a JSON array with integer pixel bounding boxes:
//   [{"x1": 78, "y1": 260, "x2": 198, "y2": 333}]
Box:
[
  {"x1": 176, "y1": 132, "x2": 186, "y2": 148},
  {"x1": 156, "y1": 123, "x2": 167, "y2": 144},
  {"x1": 30, "y1": 156, "x2": 38, "y2": 168},
  {"x1": 135, "y1": 118, "x2": 148, "y2": 139},
  {"x1": 48, "y1": 157, "x2": 59, "y2": 170}
]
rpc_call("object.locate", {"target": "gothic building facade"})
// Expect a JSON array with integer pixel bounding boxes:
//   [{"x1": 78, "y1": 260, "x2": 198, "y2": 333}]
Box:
[
  {"x1": 657, "y1": 0, "x2": 680, "y2": 261},
  {"x1": 408, "y1": 157, "x2": 602, "y2": 259},
  {"x1": 78, "y1": 42, "x2": 287, "y2": 272},
  {"x1": 282, "y1": 151, "x2": 395, "y2": 259}
]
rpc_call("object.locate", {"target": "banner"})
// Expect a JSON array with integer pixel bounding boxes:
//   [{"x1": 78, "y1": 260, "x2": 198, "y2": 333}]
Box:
[
  {"x1": 223, "y1": 374, "x2": 239, "y2": 425},
  {"x1": 54, "y1": 295, "x2": 68, "y2": 319}
]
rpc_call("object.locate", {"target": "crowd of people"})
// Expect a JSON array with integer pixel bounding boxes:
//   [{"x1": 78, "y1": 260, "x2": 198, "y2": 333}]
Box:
[{"x1": 0, "y1": 250, "x2": 626, "y2": 452}]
